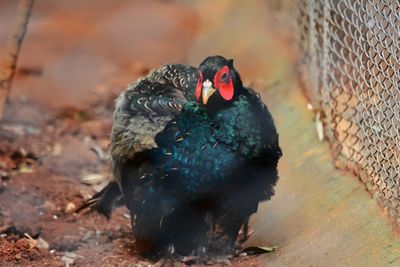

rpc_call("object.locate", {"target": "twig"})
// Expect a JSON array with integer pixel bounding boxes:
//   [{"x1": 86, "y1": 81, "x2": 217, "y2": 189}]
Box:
[{"x1": 0, "y1": 0, "x2": 35, "y2": 119}]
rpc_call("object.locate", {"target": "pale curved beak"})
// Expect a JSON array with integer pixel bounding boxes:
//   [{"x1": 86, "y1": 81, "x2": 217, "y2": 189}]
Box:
[{"x1": 202, "y1": 80, "x2": 216, "y2": 105}]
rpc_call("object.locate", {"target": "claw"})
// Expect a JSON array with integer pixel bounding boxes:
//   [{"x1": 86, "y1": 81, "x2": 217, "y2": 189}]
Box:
[
  {"x1": 205, "y1": 254, "x2": 232, "y2": 265},
  {"x1": 153, "y1": 258, "x2": 175, "y2": 267},
  {"x1": 154, "y1": 253, "x2": 184, "y2": 267},
  {"x1": 183, "y1": 253, "x2": 232, "y2": 266}
]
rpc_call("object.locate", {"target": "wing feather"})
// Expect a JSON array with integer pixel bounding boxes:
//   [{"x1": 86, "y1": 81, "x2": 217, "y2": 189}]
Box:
[{"x1": 111, "y1": 64, "x2": 198, "y2": 163}]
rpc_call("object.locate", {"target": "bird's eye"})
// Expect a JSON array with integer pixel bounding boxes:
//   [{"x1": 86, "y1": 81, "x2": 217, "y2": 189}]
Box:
[{"x1": 220, "y1": 72, "x2": 230, "y2": 83}]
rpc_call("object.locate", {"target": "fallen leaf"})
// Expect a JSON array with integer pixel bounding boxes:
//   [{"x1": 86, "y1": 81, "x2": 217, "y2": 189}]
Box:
[
  {"x1": 18, "y1": 164, "x2": 34, "y2": 173},
  {"x1": 242, "y1": 246, "x2": 276, "y2": 255},
  {"x1": 81, "y1": 173, "x2": 105, "y2": 185}
]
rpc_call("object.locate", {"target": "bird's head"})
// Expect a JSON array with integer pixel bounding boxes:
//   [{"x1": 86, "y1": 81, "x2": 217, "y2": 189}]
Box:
[{"x1": 196, "y1": 56, "x2": 243, "y2": 110}]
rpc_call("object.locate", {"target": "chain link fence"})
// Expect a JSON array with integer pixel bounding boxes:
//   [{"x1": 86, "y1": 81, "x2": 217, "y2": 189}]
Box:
[{"x1": 298, "y1": 0, "x2": 400, "y2": 225}]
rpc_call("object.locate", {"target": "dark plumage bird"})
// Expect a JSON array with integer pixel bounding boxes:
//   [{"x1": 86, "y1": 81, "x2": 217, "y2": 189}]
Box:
[{"x1": 92, "y1": 55, "x2": 282, "y2": 261}]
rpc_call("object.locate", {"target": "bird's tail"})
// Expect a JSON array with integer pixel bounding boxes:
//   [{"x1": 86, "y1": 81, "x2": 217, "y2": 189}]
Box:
[{"x1": 77, "y1": 181, "x2": 123, "y2": 219}]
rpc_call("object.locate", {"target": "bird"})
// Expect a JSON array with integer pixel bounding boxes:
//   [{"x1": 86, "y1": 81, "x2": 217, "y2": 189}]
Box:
[{"x1": 89, "y1": 55, "x2": 282, "y2": 262}]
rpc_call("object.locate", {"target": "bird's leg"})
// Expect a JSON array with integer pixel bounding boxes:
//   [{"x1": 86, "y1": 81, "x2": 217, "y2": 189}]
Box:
[
  {"x1": 203, "y1": 223, "x2": 240, "y2": 265},
  {"x1": 205, "y1": 238, "x2": 234, "y2": 266},
  {"x1": 207, "y1": 232, "x2": 242, "y2": 265},
  {"x1": 238, "y1": 217, "x2": 251, "y2": 244},
  {"x1": 166, "y1": 244, "x2": 185, "y2": 261},
  {"x1": 154, "y1": 244, "x2": 184, "y2": 266},
  {"x1": 181, "y1": 212, "x2": 217, "y2": 265},
  {"x1": 223, "y1": 236, "x2": 238, "y2": 255},
  {"x1": 183, "y1": 244, "x2": 207, "y2": 265},
  {"x1": 195, "y1": 234, "x2": 208, "y2": 258},
  {"x1": 205, "y1": 212, "x2": 215, "y2": 246}
]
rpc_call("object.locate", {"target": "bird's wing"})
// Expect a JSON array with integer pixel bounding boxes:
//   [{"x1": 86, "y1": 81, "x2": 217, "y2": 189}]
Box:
[
  {"x1": 83, "y1": 64, "x2": 198, "y2": 217},
  {"x1": 243, "y1": 88, "x2": 282, "y2": 162},
  {"x1": 111, "y1": 64, "x2": 198, "y2": 162}
]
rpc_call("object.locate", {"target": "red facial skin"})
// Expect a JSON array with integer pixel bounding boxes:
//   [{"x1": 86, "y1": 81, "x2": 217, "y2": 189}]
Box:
[
  {"x1": 195, "y1": 66, "x2": 234, "y2": 103},
  {"x1": 195, "y1": 70, "x2": 203, "y2": 101},
  {"x1": 213, "y1": 66, "x2": 234, "y2": 101}
]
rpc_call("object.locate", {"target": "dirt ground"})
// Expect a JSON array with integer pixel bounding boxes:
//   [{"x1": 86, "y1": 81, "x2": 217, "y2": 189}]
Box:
[
  {"x1": 2, "y1": 1, "x2": 399, "y2": 267},
  {"x1": 0, "y1": 1, "x2": 293, "y2": 266}
]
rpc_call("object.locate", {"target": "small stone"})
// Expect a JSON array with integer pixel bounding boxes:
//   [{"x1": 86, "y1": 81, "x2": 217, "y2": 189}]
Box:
[
  {"x1": 95, "y1": 230, "x2": 102, "y2": 238},
  {"x1": 61, "y1": 255, "x2": 75, "y2": 266},
  {"x1": 36, "y1": 237, "x2": 49, "y2": 250},
  {"x1": 52, "y1": 143, "x2": 63, "y2": 156},
  {"x1": 61, "y1": 252, "x2": 83, "y2": 266},
  {"x1": 81, "y1": 231, "x2": 93, "y2": 242},
  {"x1": 65, "y1": 202, "x2": 77, "y2": 214}
]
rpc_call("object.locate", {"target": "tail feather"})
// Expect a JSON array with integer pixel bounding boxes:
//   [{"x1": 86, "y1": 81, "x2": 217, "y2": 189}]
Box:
[{"x1": 77, "y1": 181, "x2": 123, "y2": 219}]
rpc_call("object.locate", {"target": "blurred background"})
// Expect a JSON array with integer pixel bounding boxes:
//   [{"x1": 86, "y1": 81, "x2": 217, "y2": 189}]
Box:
[{"x1": 0, "y1": 1, "x2": 398, "y2": 266}]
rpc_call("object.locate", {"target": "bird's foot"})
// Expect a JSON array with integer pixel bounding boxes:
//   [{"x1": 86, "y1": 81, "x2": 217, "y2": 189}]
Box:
[
  {"x1": 154, "y1": 254, "x2": 185, "y2": 267},
  {"x1": 204, "y1": 253, "x2": 233, "y2": 265},
  {"x1": 218, "y1": 236, "x2": 242, "y2": 256},
  {"x1": 153, "y1": 244, "x2": 186, "y2": 266},
  {"x1": 181, "y1": 253, "x2": 232, "y2": 266},
  {"x1": 153, "y1": 258, "x2": 174, "y2": 267},
  {"x1": 182, "y1": 245, "x2": 208, "y2": 265}
]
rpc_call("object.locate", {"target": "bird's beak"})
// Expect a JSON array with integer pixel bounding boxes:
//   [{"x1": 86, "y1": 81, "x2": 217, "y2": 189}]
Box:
[{"x1": 202, "y1": 80, "x2": 216, "y2": 105}]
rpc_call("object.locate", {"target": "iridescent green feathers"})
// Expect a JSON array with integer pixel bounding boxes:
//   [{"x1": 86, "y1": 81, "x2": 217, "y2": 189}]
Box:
[{"x1": 151, "y1": 93, "x2": 280, "y2": 196}]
